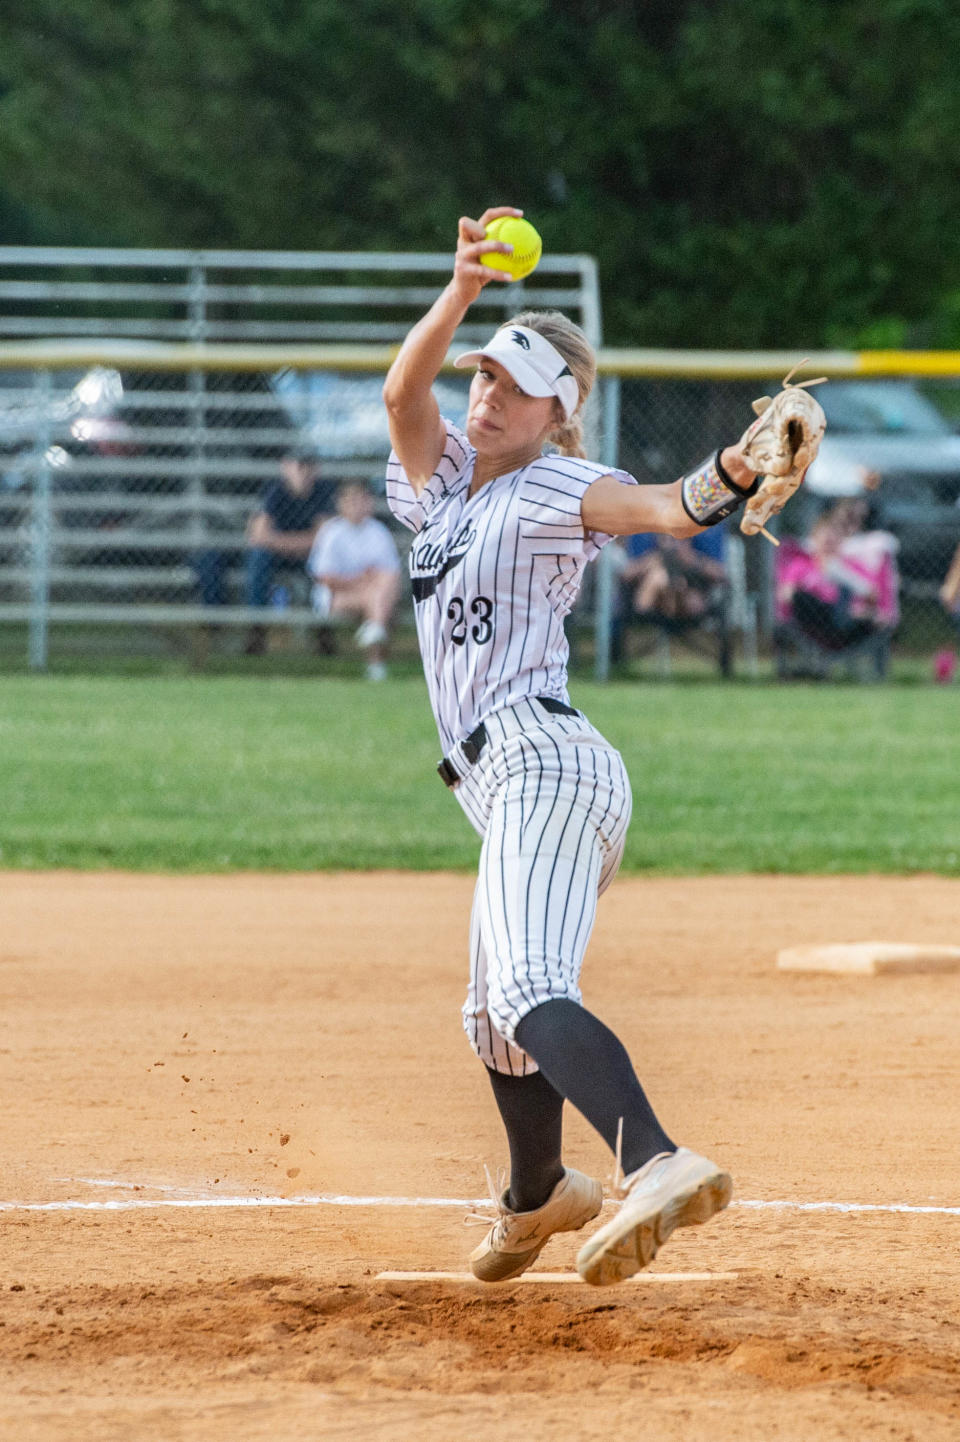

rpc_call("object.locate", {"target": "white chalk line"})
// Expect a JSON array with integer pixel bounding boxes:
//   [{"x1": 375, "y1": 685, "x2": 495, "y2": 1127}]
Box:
[
  {"x1": 2, "y1": 1183, "x2": 959, "y2": 1216},
  {"x1": 734, "y1": 1199, "x2": 960, "y2": 1216}
]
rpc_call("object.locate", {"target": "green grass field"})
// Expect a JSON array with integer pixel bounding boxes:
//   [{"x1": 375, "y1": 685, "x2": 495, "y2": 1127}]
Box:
[{"x1": 1, "y1": 674, "x2": 958, "y2": 874}]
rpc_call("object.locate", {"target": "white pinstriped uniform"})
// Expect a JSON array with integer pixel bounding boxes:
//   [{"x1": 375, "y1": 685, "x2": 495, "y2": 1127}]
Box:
[{"x1": 386, "y1": 420, "x2": 635, "y2": 1075}]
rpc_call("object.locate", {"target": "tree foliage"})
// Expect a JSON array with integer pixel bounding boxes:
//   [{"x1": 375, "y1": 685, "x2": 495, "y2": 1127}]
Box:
[{"x1": 1, "y1": 0, "x2": 959, "y2": 346}]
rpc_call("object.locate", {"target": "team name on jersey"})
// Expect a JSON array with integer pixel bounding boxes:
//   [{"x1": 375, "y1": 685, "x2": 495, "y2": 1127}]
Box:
[{"x1": 410, "y1": 518, "x2": 477, "y2": 602}]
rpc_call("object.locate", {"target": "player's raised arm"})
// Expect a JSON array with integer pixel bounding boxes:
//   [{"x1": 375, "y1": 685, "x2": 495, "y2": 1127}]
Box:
[{"x1": 382, "y1": 208, "x2": 519, "y2": 494}]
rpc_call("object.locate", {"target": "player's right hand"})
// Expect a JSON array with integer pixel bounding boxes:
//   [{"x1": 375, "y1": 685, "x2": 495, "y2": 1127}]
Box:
[{"x1": 452, "y1": 207, "x2": 521, "y2": 303}]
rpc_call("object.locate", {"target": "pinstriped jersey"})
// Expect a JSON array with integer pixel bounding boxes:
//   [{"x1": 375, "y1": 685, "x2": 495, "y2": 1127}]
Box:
[{"x1": 386, "y1": 419, "x2": 636, "y2": 753}]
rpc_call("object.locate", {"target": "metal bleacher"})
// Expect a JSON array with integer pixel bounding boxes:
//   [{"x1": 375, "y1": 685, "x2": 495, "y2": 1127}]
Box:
[{"x1": 0, "y1": 246, "x2": 601, "y2": 665}]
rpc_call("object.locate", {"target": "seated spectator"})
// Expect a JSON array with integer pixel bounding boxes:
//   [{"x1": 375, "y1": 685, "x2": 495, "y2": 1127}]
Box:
[
  {"x1": 244, "y1": 447, "x2": 334, "y2": 654},
  {"x1": 620, "y1": 528, "x2": 727, "y2": 623},
  {"x1": 935, "y1": 539, "x2": 960, "y2": 682},
  {"x1": 307, "y1": 481, "x2": 401, "y2": 680},
  {"x1": 775, "y1": 503, "x2": 899, "y2": 661},
  {"x1": 830, "y1": 499, "x2": 900, "y2": 629},
  {"x1": 940, "y1": 539, "x2": 960, "y2": 620}
]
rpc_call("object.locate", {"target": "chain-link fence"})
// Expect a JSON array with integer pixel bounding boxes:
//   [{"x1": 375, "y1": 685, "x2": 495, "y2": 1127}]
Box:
[
  {"x1": 0, "y1": 360, "x2": 432, "y2": 604},
  {"x1": 2, "y1": 349, "x2": 960, "y2": 679},
  {"x1": 0, "y1": 352, "x2": 612, "y2": 672},
  {"x1": 611, "y1": 370, "x2": 960, "y2": 681}
]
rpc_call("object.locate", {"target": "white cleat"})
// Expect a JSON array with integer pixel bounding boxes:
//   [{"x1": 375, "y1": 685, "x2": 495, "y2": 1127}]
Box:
[
  {"x1": 470, "y1": 1168, "x2": 603, "y2": 1284},
  {"x1": 576, "y1": 1147, "x2": 732, "y2": 1287}
]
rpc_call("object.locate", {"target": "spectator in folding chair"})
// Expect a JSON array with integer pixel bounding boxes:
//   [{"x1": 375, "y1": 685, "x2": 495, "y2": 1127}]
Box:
[
  {"x1": 935, "y1": 538, "x2": 960, "y2": 682},
  {"x1": 774, "y1": 504, "x2": 899, "y2": 679},
  {"x1": 615, "y1": 526, "x2": 731, "y2": 674}
]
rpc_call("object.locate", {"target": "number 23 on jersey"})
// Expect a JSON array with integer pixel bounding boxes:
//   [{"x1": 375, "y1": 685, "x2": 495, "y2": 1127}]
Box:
[{"x1": 447, "y1": 594, "x2": 494, "y2": 646}]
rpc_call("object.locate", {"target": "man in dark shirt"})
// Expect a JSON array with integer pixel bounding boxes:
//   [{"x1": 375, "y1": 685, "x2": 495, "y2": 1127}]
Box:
[{"x1": 244, "y1": 447, "x2": 333, "y2": 653}]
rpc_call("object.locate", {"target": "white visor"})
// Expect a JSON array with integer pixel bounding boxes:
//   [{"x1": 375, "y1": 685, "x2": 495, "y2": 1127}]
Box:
[{"x1": 454, "y1": 324, "x2": 580, "y2": 420}]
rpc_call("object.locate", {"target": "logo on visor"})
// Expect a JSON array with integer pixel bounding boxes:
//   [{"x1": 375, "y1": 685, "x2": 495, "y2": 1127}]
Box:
[{"x1": 510, "y1": 330, "x2": 531, "y2": 350}]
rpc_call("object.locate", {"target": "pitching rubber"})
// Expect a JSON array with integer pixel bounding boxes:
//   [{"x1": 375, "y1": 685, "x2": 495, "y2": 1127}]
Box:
[{"x1": 576, "y1": 1148, "x2": 733, "y2": 1288}]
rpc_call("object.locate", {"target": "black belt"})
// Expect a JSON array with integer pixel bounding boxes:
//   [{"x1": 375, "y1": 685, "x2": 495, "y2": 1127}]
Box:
[{"x1": 437, "y1": 696, "x2": 580, "y2": 788}]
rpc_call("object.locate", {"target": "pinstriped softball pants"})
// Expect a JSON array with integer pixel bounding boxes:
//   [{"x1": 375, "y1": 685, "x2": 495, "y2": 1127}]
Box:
[{"x1": 453, "y1": 698, "x2": 632, "y2": 1076}]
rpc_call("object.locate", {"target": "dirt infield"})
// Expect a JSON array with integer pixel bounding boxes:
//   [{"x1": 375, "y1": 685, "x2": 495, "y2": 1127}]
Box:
[{"x1": 2, "y1": 870, "x2": 959, "y2": 1441}]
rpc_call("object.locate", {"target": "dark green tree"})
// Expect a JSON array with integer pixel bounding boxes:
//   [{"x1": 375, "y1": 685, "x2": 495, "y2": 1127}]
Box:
[{"x1": 1, "y1": 0, "x2": 958, "y2": 345}]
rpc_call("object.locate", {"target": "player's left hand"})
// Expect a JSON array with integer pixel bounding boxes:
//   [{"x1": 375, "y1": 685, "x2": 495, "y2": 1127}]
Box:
[{"x1": 736, "y1": 363, "x2": 827, "y2": 536}]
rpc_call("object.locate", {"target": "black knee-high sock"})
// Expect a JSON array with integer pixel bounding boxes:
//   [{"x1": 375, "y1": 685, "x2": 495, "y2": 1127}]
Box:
[
  {"x1": 515, "y1": 998, "x2": 675, "y2": 1177},
  {"x1": 484, "y1": 1066, "x2": 565, "y2": 1214}
]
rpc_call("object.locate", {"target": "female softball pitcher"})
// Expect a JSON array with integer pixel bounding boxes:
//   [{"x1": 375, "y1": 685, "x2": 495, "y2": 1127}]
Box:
[{"x1": 382, "y1": 207, "x2": 765, "y2": 1287}]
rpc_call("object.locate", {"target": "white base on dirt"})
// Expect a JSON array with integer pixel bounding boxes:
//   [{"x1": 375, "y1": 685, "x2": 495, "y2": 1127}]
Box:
[{"x1": 777, "y1": 942, "x2": 960, "y2": 975}]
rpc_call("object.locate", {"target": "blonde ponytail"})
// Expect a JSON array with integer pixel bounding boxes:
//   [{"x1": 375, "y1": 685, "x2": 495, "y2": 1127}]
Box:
[{"x1": 547, "y1": 412, "x2": 587, "y2": 459}]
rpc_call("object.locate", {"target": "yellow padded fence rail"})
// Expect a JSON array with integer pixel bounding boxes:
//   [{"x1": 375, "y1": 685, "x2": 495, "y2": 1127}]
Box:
[{"x1": 1, "y1": 340, "x2": 960, "y2": 378}]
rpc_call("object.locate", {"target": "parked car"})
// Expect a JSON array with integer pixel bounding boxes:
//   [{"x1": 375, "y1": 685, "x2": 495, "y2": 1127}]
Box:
[
  {"x1": 0, "y1": 368, "x2": 132, "y2": 582},
  {"x1": 270, "y1": 370, "x2": 470, "y2": 458},
  {"x1": 800, "y1": 380, "x2": 960, "y2": 587}
]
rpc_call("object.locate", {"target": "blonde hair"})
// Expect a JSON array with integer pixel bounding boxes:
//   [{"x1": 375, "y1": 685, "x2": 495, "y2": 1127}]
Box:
[{"x1": 508, "y1": 309, "x2": 596, "y2": 458}]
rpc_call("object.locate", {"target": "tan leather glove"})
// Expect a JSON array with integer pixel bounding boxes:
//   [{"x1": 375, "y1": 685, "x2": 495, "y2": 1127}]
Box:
[{"x1": 737, "y1": 364, "x2": 827, "y2": 536}]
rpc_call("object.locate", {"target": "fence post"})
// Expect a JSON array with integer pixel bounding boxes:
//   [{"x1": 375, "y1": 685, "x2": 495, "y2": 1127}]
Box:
[
  {"x1": 593, "y1": 372, "x2": 621, "y2": 682},
  {"x1": 27, "y1": 369, "x2": 54, "y2": 671},
  {"x1": 187, "y1": 262, "x2": 209, "y2": 580}
]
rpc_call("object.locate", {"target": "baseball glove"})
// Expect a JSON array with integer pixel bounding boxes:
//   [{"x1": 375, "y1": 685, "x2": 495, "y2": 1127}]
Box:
[{"x1": 737, "y1": 362, "x2": 827, "y2": 537}]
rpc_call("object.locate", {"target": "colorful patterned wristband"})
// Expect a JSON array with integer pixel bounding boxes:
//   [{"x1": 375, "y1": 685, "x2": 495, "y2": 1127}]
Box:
[{"x1": 680, "y1": 450, "x2": 756, "y2": 527}]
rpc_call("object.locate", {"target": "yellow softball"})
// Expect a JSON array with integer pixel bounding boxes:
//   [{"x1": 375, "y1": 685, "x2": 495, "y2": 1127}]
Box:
[{"x1": 480, "y1": 216, "x2": 542, "y2": 281}]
